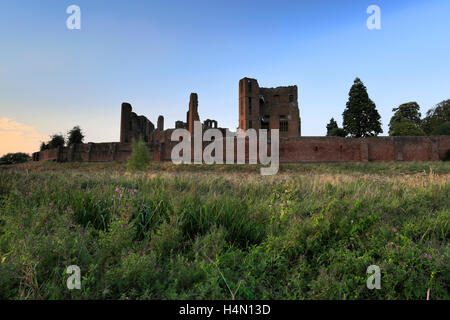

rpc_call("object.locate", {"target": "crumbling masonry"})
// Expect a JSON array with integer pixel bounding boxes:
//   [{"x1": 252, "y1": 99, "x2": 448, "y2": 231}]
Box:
[{"x1": 33, "y1": 77, "x2": 450, "y2": 163}]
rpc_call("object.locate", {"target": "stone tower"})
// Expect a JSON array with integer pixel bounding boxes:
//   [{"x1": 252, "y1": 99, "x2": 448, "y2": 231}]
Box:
[
  {"x1": 238, "y1": 77, "x2": 301, "y2": 137},
  {"x1": 239, "y1": 78, "x2": 260, "y2": 131},
  {"x1": 187, "y1": 93, "x2": 200, "y2": 135},
  {"x1": 157, "y1": 115, "x2": 164, "y2": 131},
  {"x1": 120, "y1": 102, "x2": 132, "y2": 143}
]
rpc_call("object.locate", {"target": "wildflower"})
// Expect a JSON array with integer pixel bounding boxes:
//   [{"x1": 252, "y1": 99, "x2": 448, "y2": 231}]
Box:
[{"x1": 391, "y1": 227, "x2": 397, "y2": 232}]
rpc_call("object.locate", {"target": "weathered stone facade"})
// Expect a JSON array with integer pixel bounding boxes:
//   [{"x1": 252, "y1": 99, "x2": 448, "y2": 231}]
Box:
[
  {"x1": 120, "y1": 102, "x2": 156, "y2": 143},
  {"x1": 239, "y1": 77, "x2": 301, "y2": 137},
  {"x1": 34, "y1": 77, "x2": 450, "y2": 163}
]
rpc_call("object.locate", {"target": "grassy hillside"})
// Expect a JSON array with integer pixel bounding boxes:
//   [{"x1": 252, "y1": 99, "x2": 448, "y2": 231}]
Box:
[{"x1": 0, "y1": 162, "x2": 449, "y2": 299}]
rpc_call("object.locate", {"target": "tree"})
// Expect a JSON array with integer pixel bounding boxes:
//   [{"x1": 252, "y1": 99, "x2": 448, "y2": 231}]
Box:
[
  {"x1": 67, "y1": 126, "x2": 85, "y2": 146},
  {"x1": 389, "y1": 119, "x2": 426, "y2": 136},
  {"x1": 49, "y1": 134, "x2": 65, "y2": 149},
  {"x1": 40, "y1": 142, "x2": 50, "y2": 151},
  {"x1": 388, "y1": 102, "x2": 422, "y2": 135},
  {"x1": 388, "y1": 102, "x2": 424, "y2": 136},
  {"x1": 326, "y1": 118, "x2": 338, "y2": 135},
  {"x1": 326, "y1": 118, "x2": 347, "y2": 137},
  {"x1": 342, "y1": 78, "x2": 383, "y2": 137},
  {"x1": 328, "y1": 127, "x2": 347, "y2": 137},
  {"x1": 422, "y1": 99, "x2": 450, "y2": 135},
  {"x1": 127, "y1": 138, "x2": 150, "y2": 171},
  {"x1": 0, "y1": 153, "x2": 31, "y2": 165},
  {"x1": 432, "y1": 121, "x2": 450, "y2": 136}
]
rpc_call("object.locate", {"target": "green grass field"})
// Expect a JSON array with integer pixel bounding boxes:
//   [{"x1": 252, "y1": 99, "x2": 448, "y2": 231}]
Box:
[{"x1": 0, "y1": 161, "x2": 449, "y2": 299}]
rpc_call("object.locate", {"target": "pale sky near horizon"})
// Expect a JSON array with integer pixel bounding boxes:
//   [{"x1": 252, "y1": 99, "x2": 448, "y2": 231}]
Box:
[{"x1": 0, "y1": 0, "x2": 449, "y2": 156}]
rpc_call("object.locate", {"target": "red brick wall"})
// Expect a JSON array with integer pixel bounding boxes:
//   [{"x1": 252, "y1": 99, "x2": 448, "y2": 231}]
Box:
[
  {"x1": 39, "y1": 148, "x2": 60, "y2": 161},
  {"x1": 35, "y1": 136, "x2": 450, "y2": 163},
  {"x1": 279, "y1": 137, "x2": 363, "y2": 162}
]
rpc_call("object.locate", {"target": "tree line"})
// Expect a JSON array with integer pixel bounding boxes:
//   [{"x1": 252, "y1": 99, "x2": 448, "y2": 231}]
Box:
[
  {"x1": 40, "y1": 125, "x2": 85, "y2": 151},
  {"x1": 326, "y1": 78, "x2": 450, "y2": 137}
]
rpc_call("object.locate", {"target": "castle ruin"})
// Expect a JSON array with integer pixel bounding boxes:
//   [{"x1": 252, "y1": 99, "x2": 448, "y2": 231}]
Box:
[{"x1": 33, "y1": 77, "x2": 450, "y2": 163}]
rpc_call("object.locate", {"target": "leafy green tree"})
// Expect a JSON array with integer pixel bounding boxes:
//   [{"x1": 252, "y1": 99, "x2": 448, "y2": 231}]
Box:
[
  {"x1": 432, "y1": 121, "x2": 450, "y2": 136},
  {"x1": 326, "y1": 118, "x2": 338, "y2": 135},
  {"x1": 342, "y1": 78, "x2": 383, "y2": 137},
  {"x1": 127, "y1": 138, "x2": 150, "y2": 171},
  {"x1": 328, "y1": 127, "x2": 347, "y2": 137},
  {"x1": 389, "y1": 119, "x2": 426, "y2": 136},
  {"x1": 67, "y1": 126, "x2": 85, "y2": 146},
  {"x1": 389, "y1": 102, "x2": 422, "y2": 135},
  {"x1": 326, "y1": 118, "x2": 347, "y2": 137},
  {"x1": 0, "y1": 153, "x2": 31, "y2": 165},
  {"x1": 48, "y1": 134, "x2": 65, "y2": 149},
  {"x1": 422, "y1": 100, "x2": 450, "y2": 135}
]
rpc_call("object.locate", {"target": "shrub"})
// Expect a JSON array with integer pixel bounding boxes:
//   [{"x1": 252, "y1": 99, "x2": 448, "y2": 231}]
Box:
[
  {"x1": 443, "y1": 149, "x2": 450, "y2": 161},
  {"x1": 127, "y1": 138, "x2": 150, "y2": 171},
  {"x1": 0, "y1": 153, "x2": 31, "y2": 165}
]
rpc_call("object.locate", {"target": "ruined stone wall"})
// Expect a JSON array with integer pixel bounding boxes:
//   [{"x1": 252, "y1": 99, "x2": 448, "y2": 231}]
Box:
[
  {"x1": 35, "y1": 136, "x2": 450, "y2": 164},
  {"x1": 187, "y1": 93, "x2": 200, "y2": 135},
  {"x1": 279, "y1": 136, "x2": 449, "y2": 162},
  {"x1": 38, "y1": 147, "x2": 61, "y2": 162},
  {"x1": 151, "y1": 135, "x2": 450, "y2": 163},
  {"x1": 120, "y1": 103, "x2": 155, "y2": 143},
  {"x1": 259, "y1": 86, "x2": 300, "y2": 138},
  {"x1": 239, "y1": 77, "x2": 301, "y2": 137}
]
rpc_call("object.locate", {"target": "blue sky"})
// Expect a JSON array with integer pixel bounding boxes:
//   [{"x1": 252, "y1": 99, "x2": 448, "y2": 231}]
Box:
[{"x1": 0, "y1": 0, "x2": 449, "y2": 154}]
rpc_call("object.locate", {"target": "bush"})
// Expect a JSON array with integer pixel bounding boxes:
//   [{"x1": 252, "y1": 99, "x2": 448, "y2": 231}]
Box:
[
  {"x1": 127, "y1": 138, "x2": 150, "y2": 171},
  {"x1": 443, "y1": 149, "x2": 450, "y2": 161},
  {"x1": 0, "y1": 153, "x2": 31, "y2": 165}
]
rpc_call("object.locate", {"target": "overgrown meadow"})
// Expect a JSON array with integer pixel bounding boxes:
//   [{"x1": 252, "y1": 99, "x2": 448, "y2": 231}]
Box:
[{"x1": 0, "y1": 161, "x2": 448, "y2": 299}]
